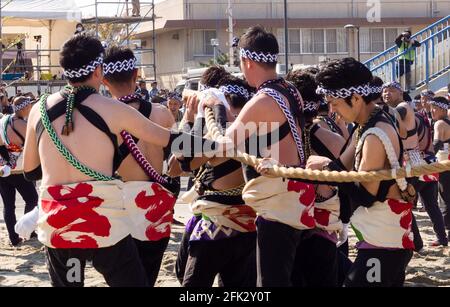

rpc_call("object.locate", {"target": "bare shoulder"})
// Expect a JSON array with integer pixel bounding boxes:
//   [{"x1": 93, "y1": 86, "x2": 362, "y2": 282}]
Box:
[
  {"x1": 374, "y1": 120, "x2": 400, "y2": 143},
  {"x1": 151, "y1": 103, "x2": 174, "y2": 127}
]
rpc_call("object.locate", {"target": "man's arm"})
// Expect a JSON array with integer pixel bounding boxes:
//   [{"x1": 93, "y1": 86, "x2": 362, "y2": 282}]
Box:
[{"x1": 23, "y1": 105, "x2": 41, "y2": 176}]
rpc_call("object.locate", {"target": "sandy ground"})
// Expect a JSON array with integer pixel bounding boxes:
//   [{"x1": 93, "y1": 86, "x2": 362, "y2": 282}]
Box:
[{"x1": 0, "y1": 187, "x2": 448, "y2": 287}]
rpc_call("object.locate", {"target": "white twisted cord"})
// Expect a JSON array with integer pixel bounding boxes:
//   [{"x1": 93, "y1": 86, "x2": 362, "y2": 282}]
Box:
[
  {"x1": 239, "y1": 48, "x2": 278, "y2": 63},
  {"x1": 355, "y1": 127, "x2": 408, "y2": 191},
  {"x1": 258, "y1": 87, "x2": 305, "y2": 166},
  {"x1": 103, "y1": 58, "x2": 137, "y2": 75},
  {"x1": 63, "y1": 56, "x2": 104, "y2": 79}
]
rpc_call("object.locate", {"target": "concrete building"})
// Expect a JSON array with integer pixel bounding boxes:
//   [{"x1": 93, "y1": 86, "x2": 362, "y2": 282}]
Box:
[{"x1": 136, "y1": 0, "x2": 450, "y2": 89}]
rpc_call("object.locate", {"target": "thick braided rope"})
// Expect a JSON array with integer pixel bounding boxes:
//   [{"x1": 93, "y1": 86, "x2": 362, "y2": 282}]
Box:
[
  {"x1": 39, "y1": 94, "x2": 115, "y2": 181},
  {"x1": 258, "y1": 87, "x2": 306, "y2": 166},
  {"x1": 120, "y1": 130, "x2": 168, "y2": 185},
  {"x1": 355, "y1": 127, "x2": 408, "y2": 191},
  {"x1": 203, "y1": 183, "x2": 245, "y2": 197},
  {"x1": 204, "y1": 107, "x2": 450, "y2": 182}
]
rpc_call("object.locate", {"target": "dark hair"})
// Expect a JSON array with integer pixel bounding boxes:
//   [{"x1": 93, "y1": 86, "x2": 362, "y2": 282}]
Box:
[
  {"x1": 286, "y1": 69, "x2": 321, "y2": 119},
  {"x1": 447, "y1": 82, "x2": 450, "y2": 93},
  {"x1": 217, "y1": 75, "x2": 254, "y2": 109},
  {"x1": 316, "y1": 57, "x2": 373, "y2": 106},
  {"x1": 434, "y1": 96, "x2": 449, "y2": 108},
  {"x1": 238, "y1": 26, "x2": 279, "y2": 69},
  {"x1": 414, "y1": 94, "x2": 421, "y2": 100},
  {"x1": 103, "y1": 46, "x2": 136, "y2": 84},
  {"x1": 60, "y1": 35, "x2": 104, "y2": 83},
  {"x1": 369, "y1": 76, "x2": 384, "y2": 101},
  {"x1": 200, "y1": 66, "x2": 230, "y2": 88}
]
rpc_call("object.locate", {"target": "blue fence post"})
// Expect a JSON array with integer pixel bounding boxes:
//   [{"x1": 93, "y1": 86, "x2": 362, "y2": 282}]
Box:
[{"x1": 425, "y1": 40, "x2": 430, "y2": 86}]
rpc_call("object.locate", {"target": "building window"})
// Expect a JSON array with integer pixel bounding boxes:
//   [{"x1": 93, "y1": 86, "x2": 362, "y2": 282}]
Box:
[
  {"x1": 360, "y1": 28, "x2": 402, "y2": 53},
  {"x1": 279, "y1": 28, "x2": 347, "y2": 54},
  {"x1": 193, "y1": 30, "x2": 216, "y2": 56}
]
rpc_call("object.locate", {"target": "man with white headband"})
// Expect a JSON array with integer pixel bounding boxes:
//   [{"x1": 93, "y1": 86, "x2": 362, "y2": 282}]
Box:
[
  {"x1": 22, "y1": 34, "x2": 220, "y2": 287},
  {"x1": 0, "y1": 95, "x2": 38, "y2": 246},
  {"x1": 309, "y1": 57, "x2": 415, "y2": 286},
  {"x1": 202, "y1": 26, "x2": 314, "y2": 287},
  {"x1": 102, "y1": 45, "x2": 178, "y2": 287},
  {"x1": 430, "y1": 96, "x2": 450, "y2": 242},
  {"x1": 171, "y1": 75, "x2": 257, "y2": 287}
]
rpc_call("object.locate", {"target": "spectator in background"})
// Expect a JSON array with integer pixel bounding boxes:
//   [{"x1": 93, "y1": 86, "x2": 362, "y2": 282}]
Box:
[
  {"x1": 167, "y1": 92, "x2": 183, "y2": 123},
  {"x1": 395, "y1": 30, "x2": 421, "y2": 91},
  {"x1": 0, "y1": 89, "x2": 12, "y2": 115},
  {"x1": 149, "y1": 81, "x2": 159, "y2": 98},
  {"x1": 136, "y1": 80, "x2": 150, "y2": 102},
  {"x1": 74, "y1": 23, "x2": 85, "y2": 35},
  {"x1": 131, "y1": 0, "x2": 141, "y2": 17}
]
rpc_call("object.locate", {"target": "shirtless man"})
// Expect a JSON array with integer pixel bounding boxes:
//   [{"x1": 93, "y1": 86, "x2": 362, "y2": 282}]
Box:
[
  {"x1": 22, "y1": 35, "x2": 217, "y2": 287},
  {"x1": 431, "y1": 96, "x2": 450, "y2": 242},
  {"x1": 102, "y1": 45, "x2": 178, "y2": 286},
  {"x1": 171, "y1": 76, "x2": 257, "y2": 287},
  {"x1": 310, "y1": 58, "x2": 414, "y2": 287},
  {"x1": 0, "y1": 95, "x2": 38, "y2": 246},
  {"x1": 203, "y1": 26, "x2": 315, "y2": 287}
]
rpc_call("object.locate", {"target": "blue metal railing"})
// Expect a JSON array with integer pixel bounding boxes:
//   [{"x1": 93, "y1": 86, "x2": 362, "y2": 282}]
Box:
[
  {"x1": 364, "y1": 15, "x2": 450, "y2": 69},
  {"x1": 370, "y1": 25, "x2": 449, "y2": 90}
]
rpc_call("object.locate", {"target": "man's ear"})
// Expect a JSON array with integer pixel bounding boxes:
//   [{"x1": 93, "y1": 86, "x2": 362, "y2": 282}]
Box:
[
  {"x1": 132, "y1": 69, "x2": 138, "y2": 84},
  {"x1": 351, "y1": 94, "x2": 363, "y2": 107}
]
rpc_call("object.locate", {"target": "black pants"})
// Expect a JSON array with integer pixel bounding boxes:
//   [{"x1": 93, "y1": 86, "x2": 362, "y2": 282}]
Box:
[
  {"x1": 176, "y1": 228, "x2": 192, "y2": 285},
  {"x1": 134, "y1": 237, "x2": 170, "y2": 287},
  {"x1": 256, "y1": 218, "x2": 304, "y2": 287},
  {"x1": 415, "y1": 180, "x2": 448, "y2": 244},
  {"x1": 292, "y1": 233, "x2": 338, "y2": 287},
  {"x1": 439, "y1": 171, "x2": 450, "y2": 239},
  {"x1": 344, "y1": 248, "x2": 413, "y2": 287},
  {"x1": 46, "y1": 235, "x2": 148, "y2": 287},
  {"x1": 182, "y1": 232, "x2": 257, "y2": 287},
  {"x1": 0, "y1": 174, "x2": 38, "y2": 245}
]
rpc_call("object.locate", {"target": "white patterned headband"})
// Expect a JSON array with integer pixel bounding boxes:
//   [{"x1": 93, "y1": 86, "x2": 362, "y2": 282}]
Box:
[
  {"x1": 198, "y1": 83, "x2": 210, "y2": 91},
  {"x1": 63, "y1": 55, "x2": 104, "y2": 79},
  {"x1": 13, "y1": 98, "x2": 34, "y2": 112},
  {"x1": 420, "y1": 90, "x2": 434, "y2": 99},
  {"x1": 430, "y1": 100, "x2": 449, "y2": 110},
  {"x1": 219, "y1": 85, "x2": 253, "y2": 100},
  {"x1": 303, "y1": 101, "x2": 320, "y2": 112},
  {"x1": 239, "y1": 48, "x2": 278, "y2": 63},
  {"x1": 382, "y1": 81, "x2": 402, "y2": 92},
  {"x1": 103, "y1": 58, "x2": 137, "y2": 76},
  {"x1": 316, "y1": 83, "x2": 378, "y2": 99}
]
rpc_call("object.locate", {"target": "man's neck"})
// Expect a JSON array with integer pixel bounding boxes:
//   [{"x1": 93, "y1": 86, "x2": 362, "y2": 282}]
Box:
[
  {"x1": 110, "y1": 82, "x2": 136, "y2": 99},
  {"x1": 253, "y1": 70, "x2": 278, "y2": 89},
  {"x1": 355, "y1": 102, "x2": 377, "y2": 125},
  {"x1": 69, "y1": 80, "x2": 99, "y2": 92}
]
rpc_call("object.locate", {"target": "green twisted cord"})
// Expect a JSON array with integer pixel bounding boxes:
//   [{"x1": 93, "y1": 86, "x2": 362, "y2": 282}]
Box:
[{"x1": 39, "y1": 93, "x2": 115, "y2": 181}]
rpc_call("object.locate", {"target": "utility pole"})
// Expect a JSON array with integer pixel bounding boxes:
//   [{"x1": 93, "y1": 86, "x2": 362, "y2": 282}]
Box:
[
  {"x1": 284, "y1": 0, "x2": 288, "y2": 74},
  {"x1": 227, "y1": 0, "x2": 234, "y2": 67}
]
